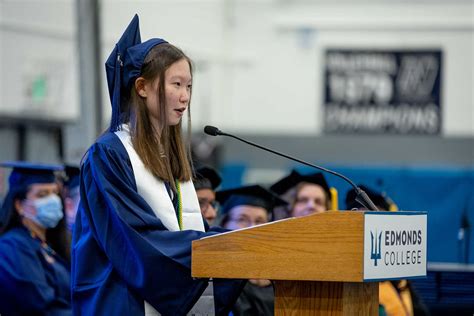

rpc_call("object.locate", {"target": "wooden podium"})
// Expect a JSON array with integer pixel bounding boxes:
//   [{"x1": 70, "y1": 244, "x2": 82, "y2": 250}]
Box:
[{"x1": 192, "y1": 211, "x2": 427, "y2": 315}]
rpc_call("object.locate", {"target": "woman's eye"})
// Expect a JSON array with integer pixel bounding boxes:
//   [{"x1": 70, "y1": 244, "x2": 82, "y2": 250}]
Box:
[
  {"x1": 174, "y1": 82, "x2": 181, "y2": 86},
  {"x1": 187, "y1": 84, "x2": 192, "y2": 89}
]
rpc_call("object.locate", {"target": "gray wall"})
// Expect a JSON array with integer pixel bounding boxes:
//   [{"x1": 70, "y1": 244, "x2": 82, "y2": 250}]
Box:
[
  {"x1": 0, "y1": 0, "x2": 472, "y2": 167},
  {"x1": 219, "y1": 133, "x2": 474, "y2": 168}
]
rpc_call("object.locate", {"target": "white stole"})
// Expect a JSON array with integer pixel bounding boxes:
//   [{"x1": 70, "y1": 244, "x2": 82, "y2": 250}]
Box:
[
  {"x1": 114, "y1": 126, "x2": 206, "y2": 316},
  {"x1": 115, "y1": 127, "x2": 205, "y2": 232}
]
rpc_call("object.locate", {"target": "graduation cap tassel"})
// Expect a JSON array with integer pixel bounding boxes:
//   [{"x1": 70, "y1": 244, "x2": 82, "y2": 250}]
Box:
[{"x1": 110, "y1": 51, "x2": 123, "y2": 132}]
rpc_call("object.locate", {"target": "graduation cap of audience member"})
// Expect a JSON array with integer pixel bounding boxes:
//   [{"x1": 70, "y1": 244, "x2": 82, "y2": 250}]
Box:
[
  {"x1": 63, "y1": 164, "x2": 80, "y2": 190},
  {"x1": 1, "y1": 161, "x2": 63, "y2": 191},
  {"x1": 216, "y1": 184, "x2": 288, "y2": 215},
  {"x1": 64, "y1": 164, "x2": 81, "y2": 190},
  {"x1": 105, "y1": 14, "x2": 168, "y2": 131},
  {"x1": 193, "y1": 166, "x2": 222, "y2": 191},
  {"x1": 0, "y1": 161, "x2": 63, "y2": 227},
  {"x1": 345, "y1": 185, "x2": 393, "y2": 211},
  {"x1": 270, "y1": 170, "x2": 331, "y2": 198}
]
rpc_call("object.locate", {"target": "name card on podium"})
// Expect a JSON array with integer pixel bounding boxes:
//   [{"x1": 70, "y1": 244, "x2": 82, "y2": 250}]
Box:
[{"x1": 364, "y1": 211, "x2": 427, "y2": 281}]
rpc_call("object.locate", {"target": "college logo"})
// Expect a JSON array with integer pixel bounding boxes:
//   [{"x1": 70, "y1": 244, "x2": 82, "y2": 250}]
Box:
[{"x1": 370, "y1": 231, "x2": 383, "y2": 266}]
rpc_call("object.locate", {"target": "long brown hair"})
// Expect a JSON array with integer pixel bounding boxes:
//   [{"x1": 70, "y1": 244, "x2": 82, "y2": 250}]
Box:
[{"x1": 123, "y1": 43, "x2": 194, "y2": 188}]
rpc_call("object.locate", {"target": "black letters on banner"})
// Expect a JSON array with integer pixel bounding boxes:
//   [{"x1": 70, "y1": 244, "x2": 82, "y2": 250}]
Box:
[{"x1": 324, "y1": 49, "x2": 442, "y2": 134}]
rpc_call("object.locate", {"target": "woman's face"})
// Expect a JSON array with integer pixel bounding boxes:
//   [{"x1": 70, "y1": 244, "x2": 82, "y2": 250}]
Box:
[
  {"x1": 291, "y1": 184, "x2": 328, "y2": 217},
  {"x1": 142, "y1": 58, "x2": 192, "y2": 129},
  {"x1": 16, "y1": 183, "x2": 59, "y2": 217}
]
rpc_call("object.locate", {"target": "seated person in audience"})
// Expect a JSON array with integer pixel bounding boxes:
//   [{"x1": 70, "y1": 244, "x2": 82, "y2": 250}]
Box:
[
  {"x1": 345, "y1": 185, "x2": 398, "y2": 212},
  {"x1": 345, "y1": 185, "x2": 429, "y2": 316},
  {"x1": 193, "y1": 166, "x2": 221, "y2": 225},
  {"x1": 217, "y1": 184, "x2": 287, "y2": 316},
  {"x1": 0, "y1": 161, "x2": 71, "y2": 316},
  {"x1": 61, "y1": 165, "x2": 81, "y2": 234},
  {"x1": 270, "y1": 170, "x2": 337, "y2": 218}
]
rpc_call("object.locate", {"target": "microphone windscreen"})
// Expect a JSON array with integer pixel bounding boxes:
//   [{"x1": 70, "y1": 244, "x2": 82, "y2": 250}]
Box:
[{"x1": 204, "y1": 125, "x2": 219, "y2": 136}]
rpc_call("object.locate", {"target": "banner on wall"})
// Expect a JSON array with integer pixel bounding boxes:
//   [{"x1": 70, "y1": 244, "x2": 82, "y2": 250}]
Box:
[{"x1": 323, "y1": 49, "x2": 442, "y2": 134}]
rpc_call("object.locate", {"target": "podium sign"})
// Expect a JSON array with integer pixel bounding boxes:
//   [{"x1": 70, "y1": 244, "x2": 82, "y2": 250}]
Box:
[{"x1": 364, "y1": 212, "x2": 427, "y2": 281}]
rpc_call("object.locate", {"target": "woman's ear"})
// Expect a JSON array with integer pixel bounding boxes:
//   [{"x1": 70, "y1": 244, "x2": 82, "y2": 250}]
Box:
[{"x1": 135, "y1": 77, "x2": 148, "y2": 98}]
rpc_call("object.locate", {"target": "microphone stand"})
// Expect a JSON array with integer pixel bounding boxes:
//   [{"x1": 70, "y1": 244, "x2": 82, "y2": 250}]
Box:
[{"x1": 207, "y1": 126, "x2": 379, "y2": 211}]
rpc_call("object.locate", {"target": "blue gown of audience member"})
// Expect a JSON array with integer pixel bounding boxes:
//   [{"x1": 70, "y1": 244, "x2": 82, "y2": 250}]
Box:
[
  {"x1": 71, "y1": 132, "x2": 244, "y2": 315},
  {"x1": 0, "y1": 227, "x2": 71, "y2": 315}
]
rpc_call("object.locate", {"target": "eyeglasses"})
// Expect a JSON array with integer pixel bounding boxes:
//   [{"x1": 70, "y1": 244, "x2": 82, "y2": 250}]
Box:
[
  {"x1": 227, "y1": 216, "x2": 267, "y2": 227},
  {"x1": 198, "y1": 199, "x2": 219, "y2": 213}
]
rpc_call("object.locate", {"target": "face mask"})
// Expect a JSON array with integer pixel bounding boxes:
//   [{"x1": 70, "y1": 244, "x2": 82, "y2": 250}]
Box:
[{"x1": 25, "y1": 195, "x2": 64, "y2": 229}]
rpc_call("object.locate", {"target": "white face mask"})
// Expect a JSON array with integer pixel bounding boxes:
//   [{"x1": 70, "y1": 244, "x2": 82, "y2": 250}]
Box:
[{"x1": 24, "y1": 194, "x2": 64, "y2": 229}]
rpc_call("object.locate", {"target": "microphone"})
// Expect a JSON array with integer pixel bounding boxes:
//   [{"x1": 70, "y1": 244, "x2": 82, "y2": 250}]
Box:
[
  {"x1": 204, "y1": 125, "x2": 379, "y2": 211},
  {"x1": 203, "y1": 125, "x2": 222, "y2": 136}
]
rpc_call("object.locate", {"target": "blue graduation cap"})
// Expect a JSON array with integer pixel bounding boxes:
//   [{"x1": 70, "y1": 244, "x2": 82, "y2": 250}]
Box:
[
  {"x1": 105, "y1": 14, "x2": 168, "y2": 131},
  {"x1": 216, "y1": 184, "x2": 287, "y2": 215},
  {"x1": 345, "y1": 185, "x2": 393, "y2": 211},
  {"x1": 63, "y1": 164, "x2": 80, "y2": 190},
  {"x1": 270, "y1": 170, "x2": 331, "y2": 198},
  {"x1": 1, "y1": 161, "x2": 63, "y2": 191},
  {"x1": 193, "y1": 166, "x2": 222, "y2": 191}
]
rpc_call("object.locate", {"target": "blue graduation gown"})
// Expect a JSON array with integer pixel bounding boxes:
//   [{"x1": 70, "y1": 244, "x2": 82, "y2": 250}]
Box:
[
  {"x1": 71, "y1": 132, "x2": 244, "y2": 316},
  {"x1": 0, "y1": 227, "x2": 71, "y2": 316}
]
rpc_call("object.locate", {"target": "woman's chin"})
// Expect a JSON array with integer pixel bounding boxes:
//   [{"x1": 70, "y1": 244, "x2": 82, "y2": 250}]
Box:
[
  {"x1": 168, "y1": 119, "x2": 181, "y2": 126},
  {"x1": 170, "y1": 113, "x2": 185, "y2": 125}
]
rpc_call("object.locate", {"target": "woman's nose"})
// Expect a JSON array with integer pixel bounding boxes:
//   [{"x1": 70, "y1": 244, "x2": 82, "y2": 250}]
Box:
[{"x1": 180, "y1": 88, "x2": 190, "y2": 103}]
